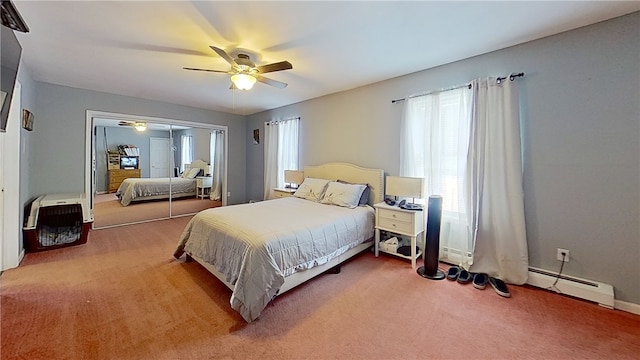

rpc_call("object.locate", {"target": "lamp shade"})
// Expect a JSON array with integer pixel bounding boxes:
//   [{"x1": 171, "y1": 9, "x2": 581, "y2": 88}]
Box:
[
  {"x1": 231, "y1": 73, "x2": 257, "y2": 90},
  {"x1": 205, "y1": 165, "x2": 212, "y2": 176},
  {"x1": 385, "y1": 176, "x2": 424, "y2": 198},
  {"x1": 284, "y1": 170, "x2": 304, "y2": 186}
]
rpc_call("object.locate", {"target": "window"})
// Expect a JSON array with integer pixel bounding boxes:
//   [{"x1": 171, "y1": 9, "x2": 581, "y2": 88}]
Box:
[
  {"x1": 264, "y1": 118, "x2": 299, "y2": 199},
  {"x1": 180, "y1": 135, "x2": 193, "y2": 172},
  {"x1": 400, "y1": 87, "x2": 472, "y2": 264}
]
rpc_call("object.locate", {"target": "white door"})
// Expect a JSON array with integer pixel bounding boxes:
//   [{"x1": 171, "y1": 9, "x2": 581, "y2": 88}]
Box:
[
  {"x1": 150, "y1": 137, "x2": 171, "y2": 178},
  {"x1": 2, "y1": 81, "x2": 21, "y2": 270}
]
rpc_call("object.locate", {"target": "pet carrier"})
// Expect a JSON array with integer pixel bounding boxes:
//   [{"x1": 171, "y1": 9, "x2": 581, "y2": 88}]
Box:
[{"x1": 23, "y1": 193, "x2": 93, "y2": 252}]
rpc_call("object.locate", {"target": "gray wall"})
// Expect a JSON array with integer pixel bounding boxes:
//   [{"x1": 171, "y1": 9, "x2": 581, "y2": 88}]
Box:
[
  {"x1": 30, "y1": 82, "x2": 246, "y2": 204},
  {"x1": 247, "y1": 13, "x2": 640, "y2": 304}
]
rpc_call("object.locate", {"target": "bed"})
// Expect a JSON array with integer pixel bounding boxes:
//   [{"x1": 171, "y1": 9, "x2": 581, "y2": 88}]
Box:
[
  {"x1": 173, "y1": 162, "x2": 384, "y2": 322},
  {"x1": 115, "y1": 160, "x2": 207, "y2": 206}
]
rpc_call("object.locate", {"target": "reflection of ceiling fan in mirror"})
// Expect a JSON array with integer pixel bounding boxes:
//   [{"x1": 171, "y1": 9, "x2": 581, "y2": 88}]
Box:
[
  {"x1": 183, "y1": 46, "x2": 293, "y2": 90},
  {"x1": 118, "y1": 121, "x2": 147, "y2": 132}
]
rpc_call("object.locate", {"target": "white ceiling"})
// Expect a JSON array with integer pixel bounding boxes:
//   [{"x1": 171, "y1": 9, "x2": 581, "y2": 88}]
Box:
[{"x1": 12, "y1": 1, "x2": 640, "y2": 116}]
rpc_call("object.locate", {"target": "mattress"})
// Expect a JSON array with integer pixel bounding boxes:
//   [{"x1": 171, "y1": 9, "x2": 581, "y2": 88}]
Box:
[{"x1": 116, "y1": 177, "x2": 196, "y2": 206}]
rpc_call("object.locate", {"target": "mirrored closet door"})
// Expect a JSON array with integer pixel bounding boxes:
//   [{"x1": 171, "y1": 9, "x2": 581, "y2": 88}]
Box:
[
  {"x1": 86, "y1": 111, "x2": 227, "y2": 229},
  {"x1": 169, "y1": 125, "x2": 226, "y2": 218}
]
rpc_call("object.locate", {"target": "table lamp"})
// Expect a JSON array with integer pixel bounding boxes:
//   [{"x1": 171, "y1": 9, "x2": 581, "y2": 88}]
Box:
[
  {"x1": 385, "y1": 176, "x2": 425, "y2": 210},
  {"x1": 284, "y1": 170, "x2": 304, "y2": 189}
]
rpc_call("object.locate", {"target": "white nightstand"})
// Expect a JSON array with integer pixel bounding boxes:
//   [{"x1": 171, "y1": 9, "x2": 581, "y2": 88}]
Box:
[
  {"x1": 196, "y1": 176, "x2": 213, "y2": 199},
  {"x1": 374, "y1": 202, "x2": 425, "y2": 269},
  {"x1": 273, "y1": 187, "x2": 296, "y2": 199}
]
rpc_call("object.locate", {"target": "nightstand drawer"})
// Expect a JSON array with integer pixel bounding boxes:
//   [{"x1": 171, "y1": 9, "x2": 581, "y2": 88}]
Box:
[
  {"x1": 378, "y1": 208, "x2": 414, "y2": 223},
  {"x1": 377, "y1": 217, "x2": 413, "y2": 233},
  {"x1": 196, "y1": 177, "x2": 212, "y2": 188},
  {"x1": 273, "y1": 188, "x2": 296, "y2": 199},
  {"x1": 273, "y1": 191, "x2": 289, "y2": 198}
]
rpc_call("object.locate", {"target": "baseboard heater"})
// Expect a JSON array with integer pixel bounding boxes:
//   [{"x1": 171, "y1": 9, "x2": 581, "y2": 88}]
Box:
[{"x1": 527, "y1": 267, "x2": 614, "y2": 309}]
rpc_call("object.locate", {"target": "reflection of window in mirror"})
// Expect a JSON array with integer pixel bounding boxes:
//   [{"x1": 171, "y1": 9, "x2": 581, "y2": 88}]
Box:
[
  {"x1": 180, "y1": 135, "x2": 193, "y2": 172},
  {"x1": 210, "y1": 129, "x2": 225, "y2": 201}
]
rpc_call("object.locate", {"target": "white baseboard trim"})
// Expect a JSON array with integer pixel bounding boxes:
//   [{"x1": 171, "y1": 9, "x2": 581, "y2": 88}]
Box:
[
  {"x1": 527, "y1": 267, "x2": 614, "y2": 309},
  {"x1": 614, "y1": 300, "x2": 640, "y2": 315}
]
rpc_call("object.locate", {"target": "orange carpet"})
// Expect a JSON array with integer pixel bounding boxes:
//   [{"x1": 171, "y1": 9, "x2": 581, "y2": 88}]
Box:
[{"x1": 1, "y1": 217, "x2": 638, "y2": 359}]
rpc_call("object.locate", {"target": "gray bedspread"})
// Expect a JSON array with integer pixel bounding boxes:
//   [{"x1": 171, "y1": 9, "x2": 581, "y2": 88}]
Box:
[
  {"x1": 116, "y1": 177, "x2": 196, "y2": 206},
  {"x1": 174, "y1": 197, "x2": 374, "y2": 322}
]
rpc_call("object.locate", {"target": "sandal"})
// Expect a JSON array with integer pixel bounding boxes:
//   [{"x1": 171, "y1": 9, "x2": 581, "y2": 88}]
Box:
[
  {"x1": 489, "y1": 277, "x2": 511, "y2": 297},
  {"x1": 457, "y1": 269, "x2": 473, "y2": 284},
  {"x1": 446, "y1": 266, "x2": 461, "y2": 281},
  {"x1": 472, "y1": 273, "x2": 488, "y2": 289}
]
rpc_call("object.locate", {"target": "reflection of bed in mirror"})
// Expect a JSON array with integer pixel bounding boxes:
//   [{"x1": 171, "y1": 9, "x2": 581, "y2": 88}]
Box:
[{"x1": 116, "y1": 160, "x2": 208, "y2": 206}]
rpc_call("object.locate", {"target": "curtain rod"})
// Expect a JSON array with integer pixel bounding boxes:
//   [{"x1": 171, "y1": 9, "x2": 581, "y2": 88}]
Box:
[
  {"x1": 266, "y1": 116, "x2": 300, "y2": 125},
  {"x1": 391, "y1": 72, "x2": 525, "y2": 104},
  {"x1": 391, "y1": 83, "x2": 471, "y2": 104},
  {"x1": 496, "y1": 72, "x2": 525, "y2": 83}
]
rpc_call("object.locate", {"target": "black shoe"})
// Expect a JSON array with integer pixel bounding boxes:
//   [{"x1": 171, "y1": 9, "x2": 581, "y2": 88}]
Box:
[
  {"x1": 489, "y1": 277, "x2": 511, "y2": 297},
  {"x1": 457, "y1": 269, "x2": 473, "y2": 284},
  {"x1": 446, "y1": 266, "x2": 461, "y2": 281},
  {"x1": 472, "y1": 273, "x2": 488, "y2": 290}
]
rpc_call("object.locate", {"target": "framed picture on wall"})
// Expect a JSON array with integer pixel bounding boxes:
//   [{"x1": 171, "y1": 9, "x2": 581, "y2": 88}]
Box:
[
  {"x1": 22, "y1": 109, "x2": 34, "y2": 131},
  {"x1": 253, "y1": 128, "x2": 260, "y2": 145}
]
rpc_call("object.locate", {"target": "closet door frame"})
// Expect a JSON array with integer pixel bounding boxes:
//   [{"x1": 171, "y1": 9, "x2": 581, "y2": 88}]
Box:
[{"x1": 84, "y1": 110, "x2": 228, "y2": 227}]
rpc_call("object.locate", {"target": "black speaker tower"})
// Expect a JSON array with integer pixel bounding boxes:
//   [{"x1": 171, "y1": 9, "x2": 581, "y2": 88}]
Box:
[{"x1": 417, "y1": 195, "x2": 445, "y2": 280}]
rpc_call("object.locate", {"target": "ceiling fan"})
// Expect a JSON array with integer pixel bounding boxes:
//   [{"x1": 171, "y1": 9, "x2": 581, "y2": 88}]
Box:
[
  {"x1": 184, "y1": 46, "x2": 293, "y2": 90},
  {"x1": 118, "y1": 121, "x2": 147, "y2": 132}
]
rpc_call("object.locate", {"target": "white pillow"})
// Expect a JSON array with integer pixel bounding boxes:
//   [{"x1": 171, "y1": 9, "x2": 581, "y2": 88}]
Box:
[
  {"x1": 320, "y1": 181, "x2": 366, "y2": 209},
  {"x1": 293, "y1": 177, "x2": 330, "y2": 202},
  {"x1": 182, "y1": 168, "x2": 200, "y2": 179}
]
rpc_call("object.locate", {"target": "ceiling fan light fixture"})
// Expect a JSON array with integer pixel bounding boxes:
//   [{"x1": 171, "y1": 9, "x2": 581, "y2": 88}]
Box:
[
  {"x1": 134, "y1": 122, "x2": 147, "y2": 132},
  {"x1": 231, "y1": 73, "x2": 256, "y2": 90}
]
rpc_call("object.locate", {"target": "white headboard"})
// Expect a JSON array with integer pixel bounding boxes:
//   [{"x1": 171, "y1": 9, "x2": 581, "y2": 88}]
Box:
[
  {"x1": 187, "y1": 159, "x2": 208, "y2": 174},
  {"x1": 303, "y1": 162, "x2": 384, "y2": 205}
]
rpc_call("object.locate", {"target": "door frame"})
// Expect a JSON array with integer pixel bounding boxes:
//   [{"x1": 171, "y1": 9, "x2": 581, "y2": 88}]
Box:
[{"x1": 84, "y1": 110, "x2": 228, "y2": 226}]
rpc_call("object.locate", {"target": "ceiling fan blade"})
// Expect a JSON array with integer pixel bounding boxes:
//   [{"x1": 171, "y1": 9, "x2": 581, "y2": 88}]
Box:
[
  {"x1": 210, "y1": 46, "x2": 238, "y2": 67},
  {"x1": 256, "y1": 74, "x2": 288, "y2": 89},
  {"x1": 256, "y1": 61, "x2": 293, "y2": 74},
  {"x1": 183, "y1": 67, "x2": 230, "y2": 73}
]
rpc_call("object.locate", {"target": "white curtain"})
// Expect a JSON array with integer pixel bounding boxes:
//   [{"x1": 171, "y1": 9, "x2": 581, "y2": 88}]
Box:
[
  {"x1": 263, "y1": 118, "x2": 299, "y2": 200},
  {"x1": 209, "y1": 130, "x2": 224, "y2": 201},
  {"x1": 180, "y1": 135, "x2": 193, "y2": 172},
  {"x1": 466, "y1": 78, "x2": 529, "y2": 284},
  {"x1": 400, "y1": 87, "x2": 474, "y2": 268}
]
